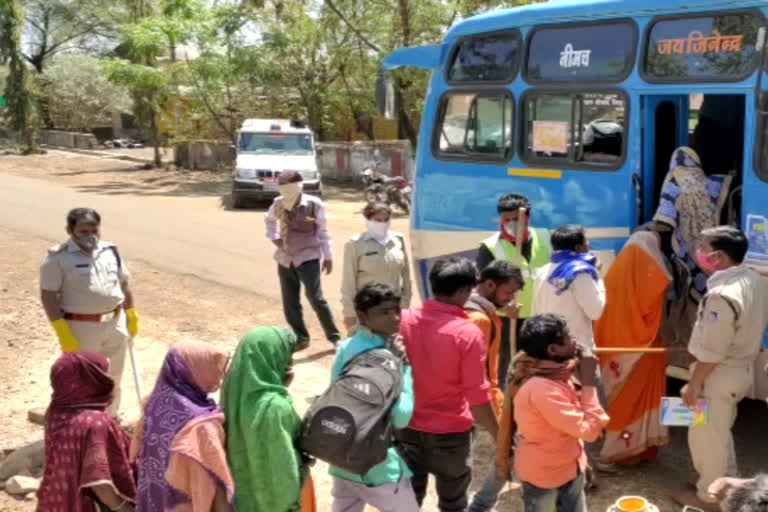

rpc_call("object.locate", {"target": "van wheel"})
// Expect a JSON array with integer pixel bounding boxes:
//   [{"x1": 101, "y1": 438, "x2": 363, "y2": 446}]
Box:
[{"x1": 231, "y1": 193, "x2": 245, "y2": 209}]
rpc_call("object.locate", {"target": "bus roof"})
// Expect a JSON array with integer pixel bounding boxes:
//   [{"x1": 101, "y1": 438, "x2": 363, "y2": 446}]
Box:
[{"x1": 445, "y1": 0, "x2": 766, "y2": 41}]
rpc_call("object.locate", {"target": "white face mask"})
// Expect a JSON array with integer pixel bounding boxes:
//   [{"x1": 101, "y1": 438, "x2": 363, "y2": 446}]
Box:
[
  {"x1": 366, "y1": 219, "x2": 390, "y2": 241},
  {"x1": 279, "y1": 183, "x2": 303, "y2": 210},
  {"x1": 504, "y1": 221, "x2": 518, "y2": 236}
]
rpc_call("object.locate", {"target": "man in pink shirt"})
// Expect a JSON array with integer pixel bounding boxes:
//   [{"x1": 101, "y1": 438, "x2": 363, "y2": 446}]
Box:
[
  {"x1": 496, "y1": 314, "x2": 609, "y2": 512},
  {"x1": 397, "y1": 257, "x2": 499, "y2": 512}
]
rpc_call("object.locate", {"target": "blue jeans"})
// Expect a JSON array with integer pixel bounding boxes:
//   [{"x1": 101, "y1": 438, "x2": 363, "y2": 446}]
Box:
[
  {"x1": 469, "y1": 470, "x2": 506, "y2": 512},
  {"x1": 522, "y1": 472, "x2": 586, "y2": 512}
]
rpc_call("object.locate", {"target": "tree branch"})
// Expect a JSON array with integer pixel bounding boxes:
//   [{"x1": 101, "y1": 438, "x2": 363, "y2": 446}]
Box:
[{"x1": 324, "y1": 0, "x2": 381, "y2": 54}]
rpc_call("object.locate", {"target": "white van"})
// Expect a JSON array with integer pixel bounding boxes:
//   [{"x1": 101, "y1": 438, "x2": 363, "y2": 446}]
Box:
[{"x1": 231, "y1": 119, "x2": 322, "y2": 207}]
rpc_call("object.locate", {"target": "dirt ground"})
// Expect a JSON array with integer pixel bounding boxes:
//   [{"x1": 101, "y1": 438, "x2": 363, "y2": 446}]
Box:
[{"x1": 0, "y1": 150, "x2": 766, "y2": 512}]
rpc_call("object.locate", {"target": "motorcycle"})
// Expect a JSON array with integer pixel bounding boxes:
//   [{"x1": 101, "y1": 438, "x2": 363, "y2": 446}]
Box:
[
  {"x1": 360, "y1": 150, "x2": 411, "y2": 213},
  {"x1": 360, "y1": 167, "x2": 411, "y2": 214}
]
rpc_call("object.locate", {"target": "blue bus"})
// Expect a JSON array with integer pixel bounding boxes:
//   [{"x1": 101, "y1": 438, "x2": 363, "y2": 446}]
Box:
[{"x1": 384, "y1": 0, "x2": 768, "y2": 385}]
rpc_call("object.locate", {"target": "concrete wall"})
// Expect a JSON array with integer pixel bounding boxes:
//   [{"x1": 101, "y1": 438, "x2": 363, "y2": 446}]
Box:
[
  {"x1": 174, "y1": 140, "x2": 235, "y2": 170},
  {"x1": 41, "y1": 130, "x2": 99, "y2": 150},
  {"x1": 173, "y1": 139, "x2": 413, "y2": 179},
  {"x1": 316, "y1": 141, "x2": 413, "y2": 182}
]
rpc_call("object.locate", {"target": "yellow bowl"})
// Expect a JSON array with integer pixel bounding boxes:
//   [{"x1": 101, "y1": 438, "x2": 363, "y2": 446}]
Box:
[{"x1": 615, "y1": 496, "x2": 649, "y2": 512}]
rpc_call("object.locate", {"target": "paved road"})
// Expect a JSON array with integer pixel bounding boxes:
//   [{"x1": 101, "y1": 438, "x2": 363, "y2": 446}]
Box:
[{"x1": 0, "y1": 170, "x2": 410, "y2": 311}]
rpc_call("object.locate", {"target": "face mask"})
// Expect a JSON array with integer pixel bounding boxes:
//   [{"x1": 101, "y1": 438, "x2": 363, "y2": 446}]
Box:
[
  {"x1": 696, "y1": 249, "x2": 720, "y2": 273},
  {"x1": 503, "y1": 221, "x2": 519, "y2": 237},
  {"x1": 279, "y1": 183, "x2": 303, "y2": 210},
  {"x1": 366, "y1": 220, "x2": 390, "y2": 241},
  {"x1": 74, "y1": 234, "x2": 99, "y2": 251}
]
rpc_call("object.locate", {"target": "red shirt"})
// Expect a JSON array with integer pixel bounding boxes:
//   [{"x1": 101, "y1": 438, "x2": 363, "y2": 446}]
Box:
[{"x1": 399, "y1": 300, "x2": 491, "y2": 433}]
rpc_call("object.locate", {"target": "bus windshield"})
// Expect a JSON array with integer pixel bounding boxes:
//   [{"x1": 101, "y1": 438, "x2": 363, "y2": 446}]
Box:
[{"x1": 238, "y1": 133, "x2": 313, "y2": 155}]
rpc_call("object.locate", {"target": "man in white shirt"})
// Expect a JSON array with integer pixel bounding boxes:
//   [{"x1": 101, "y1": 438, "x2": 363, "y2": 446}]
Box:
[{"x1": 532, "y1": 224, "x2": 606, "y2": 359}]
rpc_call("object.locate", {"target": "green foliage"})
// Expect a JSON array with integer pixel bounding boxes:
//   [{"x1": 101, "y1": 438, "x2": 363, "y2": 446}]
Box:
[
  {"x1": 1, "y1": 0, "x2": 39, "y2": 153},
  {"x1": 42, "y1": 54, "x2": 131, "y2": 132},
  {"x1": 23, "y1": 0, "x2": 128, "y2": 73},
  {"x1": 17, "y1": 0, "x2": 540, "y2": 150}
]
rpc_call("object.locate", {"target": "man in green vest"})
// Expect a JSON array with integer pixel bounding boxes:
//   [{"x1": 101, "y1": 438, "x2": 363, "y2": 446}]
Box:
[{"x1": 476, "y1": 193, "x2": 551, "y2": 388}]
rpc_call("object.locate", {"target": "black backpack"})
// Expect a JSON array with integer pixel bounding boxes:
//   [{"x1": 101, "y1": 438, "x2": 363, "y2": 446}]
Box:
[{"x1": 300, "y1": 348, "x2": 403, "y2": 475}]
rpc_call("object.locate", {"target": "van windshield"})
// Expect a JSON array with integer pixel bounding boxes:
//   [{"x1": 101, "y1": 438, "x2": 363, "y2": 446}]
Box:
[{"x1": 239, "y1": 133, "x2": 313, "y2": 155}]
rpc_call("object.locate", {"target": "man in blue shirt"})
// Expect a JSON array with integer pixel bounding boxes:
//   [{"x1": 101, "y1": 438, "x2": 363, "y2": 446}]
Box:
[{"x1": 329, "y1": 283, "x2": 418, "y2": 512}]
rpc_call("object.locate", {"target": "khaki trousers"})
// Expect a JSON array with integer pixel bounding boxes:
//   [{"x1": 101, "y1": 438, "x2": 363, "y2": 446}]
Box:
[
  {"x1": 66, "y1": 310, "x2": 129, "y2": 417},
  {"x1": 688, "y1": 364, "x2": 753, "y2": 502}
]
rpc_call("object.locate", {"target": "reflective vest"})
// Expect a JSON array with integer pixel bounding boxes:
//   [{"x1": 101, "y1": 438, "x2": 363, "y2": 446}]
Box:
[{"x1": 481, "y1": 228, "x2": 551, "y2": 318}]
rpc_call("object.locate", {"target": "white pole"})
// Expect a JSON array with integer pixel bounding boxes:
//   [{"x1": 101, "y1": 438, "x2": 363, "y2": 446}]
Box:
[{"x1": 127, "y1": 337, "x2": 143, "y2": 406}]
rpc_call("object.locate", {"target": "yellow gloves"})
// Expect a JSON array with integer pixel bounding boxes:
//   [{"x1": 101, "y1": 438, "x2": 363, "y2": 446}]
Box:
[
  {"x1": 52, "y1": 318, "x2": 80, "y2": 352},
  {"x1": 125, "y1": 308, "x2": 139, "y2": 338}
]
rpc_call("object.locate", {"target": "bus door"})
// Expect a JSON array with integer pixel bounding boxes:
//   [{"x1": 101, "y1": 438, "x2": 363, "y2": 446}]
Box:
[
  {"x1": 639, "y1": 95, "x2": 689, "y2": 226},
  {"x1": 641, "y1": 93, "x2": 748, "y2": 228}
]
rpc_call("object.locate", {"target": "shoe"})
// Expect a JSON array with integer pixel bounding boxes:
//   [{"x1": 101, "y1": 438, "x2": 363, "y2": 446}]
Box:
[
  {"x1": 294, "y1": 339, "x2": 310, "y2": 352},
  {"x1": 593, "y1": 460, "x2": 621, "y2": 474}
]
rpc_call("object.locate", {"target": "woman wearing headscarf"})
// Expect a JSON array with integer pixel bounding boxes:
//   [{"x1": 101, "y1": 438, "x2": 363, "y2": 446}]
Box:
[
  {"x1": 652, "y1": 145, "x2": 732, "y2": 304},
  {"x1": 221, "y1": 327, "x2": 316, "y2": 512},
  {"x1": 131, "y1": 341, "x2": 233, "y2": 512},
  {"x1": 37, "y1": 351, "x2": 137, "y2": 512},
  {"x1": 340, "y1": 202, "x2": 412, "y2": 333}
]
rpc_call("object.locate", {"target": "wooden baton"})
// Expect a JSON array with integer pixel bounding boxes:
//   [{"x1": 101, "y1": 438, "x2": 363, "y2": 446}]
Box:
[{"x1": 593, "y1": 347, "x2": 687, "y2": 354}]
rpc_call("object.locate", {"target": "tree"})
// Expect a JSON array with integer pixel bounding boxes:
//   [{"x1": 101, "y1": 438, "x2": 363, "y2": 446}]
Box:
[
  {"x1": 23, "y1": 0, "x2": 125, "y2": 73},
  {"x1": 104, "y1": 59, "x2": 168, "y2": 165},
  {"x1": 42, "y1": 54, "x2": 131, "y2": 132},
  {"x1": 323, "y1": 0, "x2": 539, "y2": 145},
  {"x1": 169, "y1": 3, "x2": 253, "y2": 143},
  {"x1": 106, "y1": 0, "x2": 169, "y2": 167},
  {"x1": 258, "y1": 3, "x2": 342, "y2": 141},
  {"x1": 1, "y1": 0, "x2": 39, "y2": 153}
]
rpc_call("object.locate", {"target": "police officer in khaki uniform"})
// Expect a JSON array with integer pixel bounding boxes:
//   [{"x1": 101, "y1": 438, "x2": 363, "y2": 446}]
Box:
[
  {"x1": 39, "y1": 208, "x2": 140, "y2": 417},
  {"x1": 677, "y1": 226, "x2": 768, "y2": 511},
  {"x1": 341, "y1": 202, "x2": 412, "y2": 333}
]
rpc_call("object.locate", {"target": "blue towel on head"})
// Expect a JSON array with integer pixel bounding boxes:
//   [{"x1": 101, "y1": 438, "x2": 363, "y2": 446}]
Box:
[{"x1": 547, "y1": 251, "x2": 599, "y2": 295}]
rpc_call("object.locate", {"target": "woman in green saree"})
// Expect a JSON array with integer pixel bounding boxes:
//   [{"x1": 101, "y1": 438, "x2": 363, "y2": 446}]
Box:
[{"x1": 221, "y1": 326, "x2": 316, "y2": 512}]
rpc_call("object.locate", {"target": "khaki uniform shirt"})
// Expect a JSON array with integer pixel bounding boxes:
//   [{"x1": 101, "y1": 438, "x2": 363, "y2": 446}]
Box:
[
  {"x1": 40, "y1": 240, "x2": 130, "y2": 314},
  {"x1": 689, "y1": 265, "x2": 768, "y2": 367},
  {"x1": 341, "y1": 232, "x2": 411, "y2": 318}
]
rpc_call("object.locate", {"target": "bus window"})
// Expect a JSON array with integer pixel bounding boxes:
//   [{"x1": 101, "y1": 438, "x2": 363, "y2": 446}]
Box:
[
  {"x1": 757, "y1": 93, "x2": 768, "y2": 183},
  {"x1": 643, "y1": 11, "x2": 763, "y2": 82},
  {"x1": 522, "y1": 91, "x2": 626, "y2": 168},
  {"x1": 447, "y1": 31, "x2": 521, "y2": 83},
  {"x1": 434, "y1": 92, "x2": 514, "y2": 160},
  {"x1": 525, "y1": 20, "x2": 637, "y2": 83}
]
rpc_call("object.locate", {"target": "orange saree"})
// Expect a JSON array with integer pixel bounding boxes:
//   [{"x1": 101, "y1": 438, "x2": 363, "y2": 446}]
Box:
[{"x1": 594, "y1": 232, "x2": 671, "y2": 464}]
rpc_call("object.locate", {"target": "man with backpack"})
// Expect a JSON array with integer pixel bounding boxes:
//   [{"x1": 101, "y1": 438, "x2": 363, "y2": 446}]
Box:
[
  {"x1": 314, "y1": 283, "x2": 418, "y2": 511},
  {"x1": 466, "y1": 260, "x2": 524, "y2": 512},
  {"x1": 397, "y1": 257, "x2": 499, "y2": 512}
]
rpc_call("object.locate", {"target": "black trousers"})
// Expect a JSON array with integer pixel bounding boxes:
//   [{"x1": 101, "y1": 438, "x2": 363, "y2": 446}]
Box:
[
  {"x1": 396, "y1": 428, "x2": 472, "y2": 512},
  {"x1": 277, "y1": 259, "x2": 340, "y2": 343}
]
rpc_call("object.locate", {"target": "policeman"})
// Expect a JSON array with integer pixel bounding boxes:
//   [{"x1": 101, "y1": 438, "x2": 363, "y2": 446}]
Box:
[
  {"x1": 39, "y1": 208, "x2": 139, "y2": 417},
  {"x1": 679, "y1": 226, "x2": 768, "y2": 510}
]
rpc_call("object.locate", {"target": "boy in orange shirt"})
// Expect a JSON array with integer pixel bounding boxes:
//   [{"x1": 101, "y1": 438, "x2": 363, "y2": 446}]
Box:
[
  {"x1": 496, "y1": 314, "x2": 609, "y2": 512},
  {"x1": 466, "y1": 260, "x2": 524, "y2": 512}
]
